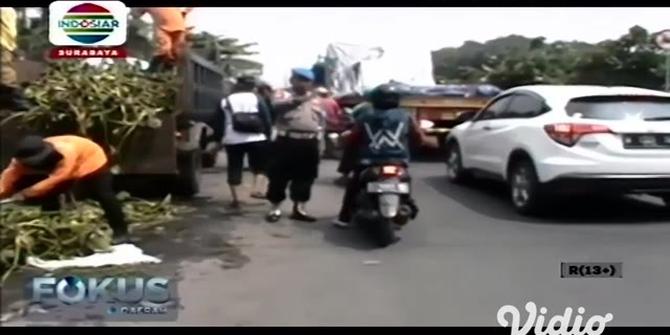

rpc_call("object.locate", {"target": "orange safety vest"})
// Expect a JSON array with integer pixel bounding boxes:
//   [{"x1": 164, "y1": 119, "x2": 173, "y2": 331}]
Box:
[{"x1": 0, "y1": 135, "x2": 108, "y2": 199}]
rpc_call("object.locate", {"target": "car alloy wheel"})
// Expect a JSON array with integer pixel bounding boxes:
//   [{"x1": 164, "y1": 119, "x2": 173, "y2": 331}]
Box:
[
  {"x1": 446, "y1": 142, "x2": 467, "y2": 183},
  {"x1": 508, "y1": 159, "x2": 546, "y2": 215},
  {"x1": 446, "y1": 149, "x2": 460, "y2": 179},
  {"x1": 510, "y1": 167, "x2": 532, "y2": 208}
]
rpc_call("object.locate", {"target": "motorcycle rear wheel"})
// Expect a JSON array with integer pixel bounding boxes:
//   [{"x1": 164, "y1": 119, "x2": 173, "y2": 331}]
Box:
[{"x1": 372, "y1": 218, "x2": 397, "y2": 247}]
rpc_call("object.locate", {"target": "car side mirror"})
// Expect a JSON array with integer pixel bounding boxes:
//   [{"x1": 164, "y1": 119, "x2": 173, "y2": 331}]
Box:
[{"x1": 455, "y1": 110, "x2": 477, "y2": 124}]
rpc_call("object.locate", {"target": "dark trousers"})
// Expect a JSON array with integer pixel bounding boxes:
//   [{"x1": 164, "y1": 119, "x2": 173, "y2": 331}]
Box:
[
  {"x1": 17, "y1": 168, "x2": 128, "y2": 235},
  {"x1": 338, "y1": 167, "x2": 364, "y2": 223},
  {"x1": 225, "y1": 140, "x2": 268, "y2": 186},
  {"x1": 267, "y1": 136, "x2": 320, "y2": 204}
]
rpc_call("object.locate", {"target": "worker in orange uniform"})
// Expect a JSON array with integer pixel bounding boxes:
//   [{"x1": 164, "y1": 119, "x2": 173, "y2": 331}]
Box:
[
  {"x1": 0, "y1": 135, "x2": 129, "y2": 240},
  {"x1": 1, "y1": 7, "x2": 29, "y2": 111},
  {"x1": 133, "y1": 7, "x2": 193, "y2": 72}
]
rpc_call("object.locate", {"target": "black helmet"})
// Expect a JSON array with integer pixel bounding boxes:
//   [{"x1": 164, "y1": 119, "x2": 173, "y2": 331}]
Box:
[{"x1": 368, "y1": 83, "x2": 401, "y2": 110}]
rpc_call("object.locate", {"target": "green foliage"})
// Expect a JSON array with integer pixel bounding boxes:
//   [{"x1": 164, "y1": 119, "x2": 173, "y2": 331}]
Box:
[
  {"x1": 189, "y1": 31, "x2": 262, "y2": 75},
  {"x1": 1, "y1": 61, "x2": 178, "y2": 162},
  {"x1": 0, "y1": 194, "x2": 192, "y2": 284},
  {"x1": 433, "y1": 26, "x2": 667, "y2": 90}
]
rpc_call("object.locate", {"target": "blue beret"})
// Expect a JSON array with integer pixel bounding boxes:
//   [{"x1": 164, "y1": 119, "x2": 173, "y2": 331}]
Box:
[{"x1": 292, "y1": 68, "x2": 315, "y2": 81}]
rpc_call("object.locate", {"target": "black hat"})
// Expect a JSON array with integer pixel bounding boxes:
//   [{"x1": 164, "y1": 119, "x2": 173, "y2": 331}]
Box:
[
  {"x1": 235, "y1": 75, "x2": 257, "y2": 86},
  {"x1": 14, "y1": 135, "x2": 56, "y2": 167}
]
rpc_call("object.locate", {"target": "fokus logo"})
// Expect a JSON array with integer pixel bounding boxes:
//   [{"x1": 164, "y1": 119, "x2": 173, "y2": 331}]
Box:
[
  {"x1": 49, "y1": 1, "x2": 127, "y2": 46},
  {"x1": 497, "y1": 302, "x2": 613, "y2": 335}
]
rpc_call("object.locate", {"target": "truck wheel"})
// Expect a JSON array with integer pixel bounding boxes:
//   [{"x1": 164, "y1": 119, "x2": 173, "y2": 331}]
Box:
[{"x1": 175, "y1": 149, "x2": 202, "y2": 197}]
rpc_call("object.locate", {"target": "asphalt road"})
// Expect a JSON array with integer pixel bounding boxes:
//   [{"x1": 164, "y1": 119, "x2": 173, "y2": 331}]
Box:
[{"x1": 3, "y1": 158, "x2": 670, "y2": 326}]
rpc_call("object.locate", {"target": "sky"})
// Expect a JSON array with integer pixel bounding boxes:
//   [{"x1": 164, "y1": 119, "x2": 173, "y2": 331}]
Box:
[{"x1": 184, "y1": 7, "x2": 670, "y2": 88}]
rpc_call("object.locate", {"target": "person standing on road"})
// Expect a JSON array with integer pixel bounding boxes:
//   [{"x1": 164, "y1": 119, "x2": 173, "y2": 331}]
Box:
[
  {"x1": 265, "y1": 68, "x2": 326, "y2": 223},
  {"x1": 0, "y1": 135, "x2": 129, "y2": 240},
  {"x1": 221, "y1": 75, "x2": 273, "y2": 208},
  {"x1": 0, "y1": 7, "x2": 29, "y2": 111}
]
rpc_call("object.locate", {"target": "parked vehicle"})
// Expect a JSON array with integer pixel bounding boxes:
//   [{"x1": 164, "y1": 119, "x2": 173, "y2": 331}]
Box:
[
  {"x1": 444, "y1": 85, "x2": 670, "y2": 214},
  {"x1": 351, "y1": 163, "x2": 415, "y2": 247}
]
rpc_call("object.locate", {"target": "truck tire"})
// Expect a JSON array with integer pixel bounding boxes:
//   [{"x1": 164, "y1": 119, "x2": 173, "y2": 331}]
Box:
[{"x1": 174, "y1": 149, "x2": 202, "y2": 197}]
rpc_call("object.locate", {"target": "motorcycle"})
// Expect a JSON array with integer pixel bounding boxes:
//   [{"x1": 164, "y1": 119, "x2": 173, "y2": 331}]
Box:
[{"x1": 352, "y1": 163, "x2": 416, "y2": 247}]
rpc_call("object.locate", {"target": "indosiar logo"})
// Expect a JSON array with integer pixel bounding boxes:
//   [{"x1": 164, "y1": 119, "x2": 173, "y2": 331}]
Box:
[{"x1": 49, "y1": 1, "x2": 127, "y2": 46}]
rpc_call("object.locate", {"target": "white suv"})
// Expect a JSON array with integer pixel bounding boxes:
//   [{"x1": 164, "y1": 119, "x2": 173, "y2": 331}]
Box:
[{"x1": 444, "y1": 85, "x2": 670, "y2": 215}]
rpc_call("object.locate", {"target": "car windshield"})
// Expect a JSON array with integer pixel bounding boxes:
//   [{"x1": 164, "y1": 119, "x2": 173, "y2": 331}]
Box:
[{"x1": 566, "y1": 95, "x2": 670, "y2": 121}]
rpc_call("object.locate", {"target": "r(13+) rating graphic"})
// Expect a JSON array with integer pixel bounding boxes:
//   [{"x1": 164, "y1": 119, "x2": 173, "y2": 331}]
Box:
[{"x1": 561, "y1": 263, "x2": 623, "y2": 278}]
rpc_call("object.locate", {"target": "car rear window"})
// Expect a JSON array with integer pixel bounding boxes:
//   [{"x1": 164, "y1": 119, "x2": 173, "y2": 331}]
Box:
[{"x1": 566, "y1": 95, "x2": 670, "y2": 121}]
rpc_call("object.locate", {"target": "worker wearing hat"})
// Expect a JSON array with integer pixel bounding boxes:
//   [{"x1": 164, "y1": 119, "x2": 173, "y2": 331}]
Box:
[
  {"x1": 0, "y1": 135, "x2": 129, "y2": 240},
  {"x1": 265, "y1": 68, "x2": 326, "y2": 223}
]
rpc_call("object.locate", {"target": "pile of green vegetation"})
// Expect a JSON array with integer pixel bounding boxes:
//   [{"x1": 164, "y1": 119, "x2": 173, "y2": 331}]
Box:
[
  {"x1": 1, "y1": 61, "x2": 178, "y2": 162},
  {"x1": 0, "y1": 193, "x2": 191, "y2": 285}
]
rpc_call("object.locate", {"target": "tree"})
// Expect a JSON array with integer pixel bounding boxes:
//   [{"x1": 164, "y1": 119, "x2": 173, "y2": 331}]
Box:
[
  {"x1": 432, "y1": 26, "x2": 667, "y2": 90},
  {"x1": 569, "y1": 26, "x2": 664, "y2": 89}
]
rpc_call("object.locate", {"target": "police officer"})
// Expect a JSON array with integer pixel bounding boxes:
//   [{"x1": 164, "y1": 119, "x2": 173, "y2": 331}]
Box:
[{"x1": 265, "y1": 68, "x2": 325, "y2": 223}]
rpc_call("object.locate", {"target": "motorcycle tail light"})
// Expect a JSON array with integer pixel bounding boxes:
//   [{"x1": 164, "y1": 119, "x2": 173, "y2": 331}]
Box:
[{"x1": 381, "y1": 165, "x2": 402, "y2": 176}]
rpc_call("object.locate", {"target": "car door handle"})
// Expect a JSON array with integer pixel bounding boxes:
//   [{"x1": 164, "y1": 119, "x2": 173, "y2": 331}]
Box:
[{"x1": 483, "y1": 126, "x2": 495, "y2": 131}]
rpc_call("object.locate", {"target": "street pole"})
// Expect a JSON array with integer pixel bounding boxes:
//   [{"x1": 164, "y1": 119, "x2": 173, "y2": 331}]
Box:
[{"x1": 665, "y1": 51, "x2": 670, "y2": 92}]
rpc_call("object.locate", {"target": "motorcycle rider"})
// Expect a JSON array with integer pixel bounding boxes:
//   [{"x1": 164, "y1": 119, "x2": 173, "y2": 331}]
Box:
[{"x1": 332, "y1": 83, "x2": 437, "y2": 228}]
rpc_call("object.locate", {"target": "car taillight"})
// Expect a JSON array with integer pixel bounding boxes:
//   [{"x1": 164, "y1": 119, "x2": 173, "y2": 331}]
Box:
[{"x1": 544, "y1": 123, "x2": 612, "y2": 146}]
